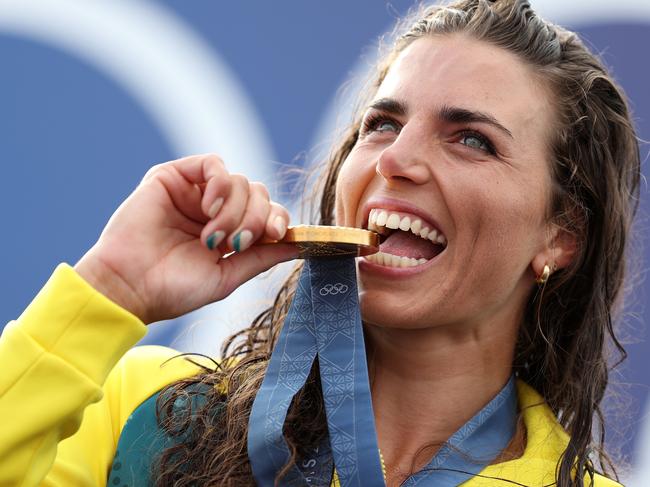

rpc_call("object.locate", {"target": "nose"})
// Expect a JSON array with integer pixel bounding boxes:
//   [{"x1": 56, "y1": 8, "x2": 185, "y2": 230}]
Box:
[{"x1": 375, "y1": 124, "x2": 432, "y2": 185}]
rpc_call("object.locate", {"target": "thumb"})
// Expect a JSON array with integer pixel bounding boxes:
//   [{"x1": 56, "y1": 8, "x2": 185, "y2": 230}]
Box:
[{"x1": 216, "y1": 243, "x2": 300, "y2": 298}]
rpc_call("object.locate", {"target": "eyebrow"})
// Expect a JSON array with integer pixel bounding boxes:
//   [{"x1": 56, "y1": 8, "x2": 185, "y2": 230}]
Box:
[{"x1": 366, "y1": 97, "x2": 514, "y2": 139}]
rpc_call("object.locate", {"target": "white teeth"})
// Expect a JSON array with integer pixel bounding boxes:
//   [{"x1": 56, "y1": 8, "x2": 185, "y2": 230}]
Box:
[
  {"x1": 386, "y1": 214, "x2": 401, "y2": 229},
  {"x1": 365, "y1": 207, "x2": 447, "y2": 250},
  {"x1": 369, "y1": 209, "x2": 378, "y2": 225},
  {"x1": 365, "y1": 251, "x2": 426, "y2": 268},
  {"x1": 376, "y1": 211, "x2": 388, "y2": 227},
  {"x1": 399, "y1": 216, "x2": 411, "y2": 231}
]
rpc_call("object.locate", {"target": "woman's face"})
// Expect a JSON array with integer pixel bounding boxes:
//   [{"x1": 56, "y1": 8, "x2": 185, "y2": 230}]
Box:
[{"x1": 335, "y1": 35, "x2": 557, "y2": 332}]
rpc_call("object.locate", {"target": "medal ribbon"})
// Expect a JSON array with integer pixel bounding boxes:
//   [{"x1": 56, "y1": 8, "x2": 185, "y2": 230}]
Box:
[
  {"x1": 403, "y1": 375, "x2": 517, "y2": 485},
  {"x1": 248, "y1": 257, "x2": 383, "y2": 487},
  {"x1": 247, "y1": 257, "x2": 517, "y2": 487}
]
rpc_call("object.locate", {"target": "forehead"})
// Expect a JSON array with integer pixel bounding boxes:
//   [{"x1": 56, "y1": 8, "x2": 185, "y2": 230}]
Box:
[{"x1": 376, "y1": 35, "x2": 554, "y2": 142}]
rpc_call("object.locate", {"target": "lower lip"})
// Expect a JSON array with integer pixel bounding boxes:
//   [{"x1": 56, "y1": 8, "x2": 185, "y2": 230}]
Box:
[{"x1": 357, "y1": 249, "x2": 445, "y2": 277}]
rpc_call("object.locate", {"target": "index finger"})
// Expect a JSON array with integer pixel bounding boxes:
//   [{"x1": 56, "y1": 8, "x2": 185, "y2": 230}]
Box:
[
  {"x1": 167, "y1": 153, "x2": 227, "y2": 184},
  {"x1": 162, "y1": 154, "x2": 235, "y2": 221}
]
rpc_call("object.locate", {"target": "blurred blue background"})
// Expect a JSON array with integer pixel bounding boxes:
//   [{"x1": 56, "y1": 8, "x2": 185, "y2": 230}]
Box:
[{"x1": 1, "y1": 0, "x2": 648, "y2": 481}]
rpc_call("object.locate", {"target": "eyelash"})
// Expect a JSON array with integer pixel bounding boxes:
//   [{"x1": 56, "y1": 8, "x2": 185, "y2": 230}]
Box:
[
  {"x1": 360, "y1": 113, "x2": 497, "y2": 156},
  {"x1": 360, "y1": 113, "x2": 398, "y2": 136}
]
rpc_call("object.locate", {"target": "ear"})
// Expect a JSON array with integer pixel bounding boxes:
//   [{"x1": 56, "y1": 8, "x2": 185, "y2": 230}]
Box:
[{"x1": 531, "y1": 224, "x2": 577, "y2": 278}]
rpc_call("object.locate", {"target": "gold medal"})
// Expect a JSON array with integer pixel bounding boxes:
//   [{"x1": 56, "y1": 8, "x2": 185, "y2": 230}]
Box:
[{"x1": 261, "y1": 225, "x2": 379, "y2": 258}]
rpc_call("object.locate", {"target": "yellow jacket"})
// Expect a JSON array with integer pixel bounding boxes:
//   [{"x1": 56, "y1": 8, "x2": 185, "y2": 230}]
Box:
[{"x1": 0, "y1": 264, "x2": 621, "y2": 486}]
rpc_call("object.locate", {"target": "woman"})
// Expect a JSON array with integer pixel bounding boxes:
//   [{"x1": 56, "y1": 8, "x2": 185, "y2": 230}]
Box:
[{"x1": 0, "y1": 0, "x2": 638, "y2": 485}]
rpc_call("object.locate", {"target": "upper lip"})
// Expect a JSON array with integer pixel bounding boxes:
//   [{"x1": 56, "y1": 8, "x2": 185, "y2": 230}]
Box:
[{"x1": 361, "y1": 197, "x2": 447, "y2": 238}]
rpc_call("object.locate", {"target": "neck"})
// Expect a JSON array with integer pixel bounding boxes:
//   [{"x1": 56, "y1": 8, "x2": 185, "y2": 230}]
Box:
[{"x1": 366, "y1": 319, "x2": 518, "y2": 483}]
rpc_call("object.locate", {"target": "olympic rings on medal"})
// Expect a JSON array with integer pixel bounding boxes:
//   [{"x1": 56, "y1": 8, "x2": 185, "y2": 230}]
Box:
[{"x1": 319, "y1": 283, "x2": 349, "y2": 296}]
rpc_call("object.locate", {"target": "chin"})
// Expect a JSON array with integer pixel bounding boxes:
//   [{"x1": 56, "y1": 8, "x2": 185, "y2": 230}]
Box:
[{"x1": 359, "y1": 294, "x2": 426, "y2": 330}]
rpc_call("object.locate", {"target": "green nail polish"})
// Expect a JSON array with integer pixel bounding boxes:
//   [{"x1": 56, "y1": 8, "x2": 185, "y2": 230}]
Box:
[
  {"x1": 233, "y1": 232, "x2": 242, "y2": 252},
  {"x1": 233, "y1": 229, "x2": 253, "y2": 252},
  {"x1": 206, "y1": 231, "x2": 224, "y2": 250},
  {"x1": 207, "y1": 233, "x2": 217, "y2": 250}
]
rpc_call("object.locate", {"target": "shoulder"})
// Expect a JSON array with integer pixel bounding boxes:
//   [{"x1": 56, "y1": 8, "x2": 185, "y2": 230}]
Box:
[
  {"x1": 103, "y1": 345, "x2": 217, "y2": 432},
  {"x1": 591, "y1": 472, "x2": 624, "y2": 486},
  {"x1": 469, "y1": 381, "x2": 624, "y2": 487},
  {"x1": 515, "y1": 382, "x2": 623, "y2": 487},
  {"x1": 113, "y1": 344, "x2": 215, "y2": 380},
  {"x1": 52, "y1": 346, "x2": 217, "y2": 484},
  {"x1": 105, "y1": 348, "x2": 220, "y2": 486}
]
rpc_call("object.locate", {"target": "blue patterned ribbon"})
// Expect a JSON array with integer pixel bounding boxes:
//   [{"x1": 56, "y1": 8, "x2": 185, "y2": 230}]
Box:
[
  {"x1": 403, "y1": 375, "x2": 517, "y2": 485},
  {"x1": 247, "y1": 257, "x2": 518, "y2": 487},
  {"x1": 248, "y1": 257, "x2": 384, "y2": 487},
  {"x1": 247, "y1": 259, "x2": 321, "y2": 486},
  {"x1": 308, "y1": 258, "x2": 384, "y2": 486}
]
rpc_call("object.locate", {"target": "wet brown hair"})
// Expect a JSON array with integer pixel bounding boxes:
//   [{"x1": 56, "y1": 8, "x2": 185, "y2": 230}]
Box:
[{"x1": 153, "y1": 1, "x2": 640, "y2": 485}]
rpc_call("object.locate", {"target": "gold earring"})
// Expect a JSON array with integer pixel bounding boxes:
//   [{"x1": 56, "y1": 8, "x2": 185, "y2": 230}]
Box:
[{"x1": 536, "y1": 264, "x2": 551, "y2": 284}]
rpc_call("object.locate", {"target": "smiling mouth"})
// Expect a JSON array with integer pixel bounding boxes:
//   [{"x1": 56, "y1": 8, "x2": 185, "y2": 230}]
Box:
[{"x1": 363, "y1": 208, "x2": 447, "y2": 268}]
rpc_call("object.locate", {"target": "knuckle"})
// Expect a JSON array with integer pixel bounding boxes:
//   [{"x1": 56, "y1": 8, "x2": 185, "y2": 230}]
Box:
[
  {"x1": 230, "y1": 173, "x2": 249, "y2": 189},
  {"x1": 250, "y1": 181, "x2": 270, "y2": 199},
  {"x1": 202, "y1": 153, "x2": 225, "y2": 167},
  {"x1": 212, "y1": 173, "x2": 232, "y2": 192},
  {"x1": 142, "y1": 162, "x2": 166, "y2": 179},
  {"x1": 143, "y1": 162, "x2": 180, "y2": 183},
  {"x1": 270, "y1": 202, "x2": 290, "y2": 217}
]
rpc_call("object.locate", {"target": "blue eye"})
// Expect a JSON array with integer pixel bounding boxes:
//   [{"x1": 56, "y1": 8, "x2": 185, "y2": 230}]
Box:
[
  {"x1": 361, "y1": 113, "x2": 400, "y2": 135},
  {"x1": 458, "y1": 131, "x2": 496, "y2": 155},
  {"x1": 376, "y1": 121, "x2": 397, "y2": 132}
]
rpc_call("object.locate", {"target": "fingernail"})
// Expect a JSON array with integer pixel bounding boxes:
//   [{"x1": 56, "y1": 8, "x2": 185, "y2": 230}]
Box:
[
  {"x1": 233, "y1": 229, "x2": 253, "y2": 252},
  {"x1": 207, "y1": 197, "x2": 224, "y2": 219},
  {"x1": 206, "y1": 231, "x2": 225, "y2": 250},
  {"x1": 273, "y1": 215, "x2": 287, "y2": 239}
]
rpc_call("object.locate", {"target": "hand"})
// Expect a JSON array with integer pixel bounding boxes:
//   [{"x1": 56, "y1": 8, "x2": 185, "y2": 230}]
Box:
[{"x1": 74, "y1": 154, "x2": 298, "y2": 324}]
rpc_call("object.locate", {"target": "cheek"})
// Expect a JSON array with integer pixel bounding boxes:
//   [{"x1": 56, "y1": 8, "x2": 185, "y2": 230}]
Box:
[
  {"x1": 450, "y1": 173, "x2": 548, "y2": 278},
  {"x1": 483, "y1": 195, "x2": 547, "y2": 285},
  {"x1": 334, "y1": 152, "x2": 375, "y2": 226}
]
